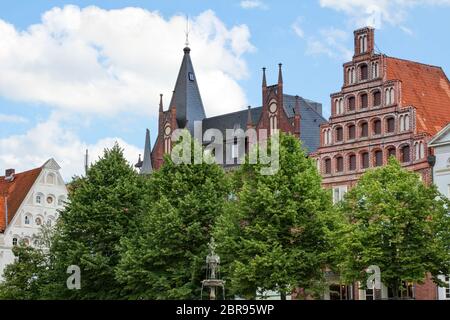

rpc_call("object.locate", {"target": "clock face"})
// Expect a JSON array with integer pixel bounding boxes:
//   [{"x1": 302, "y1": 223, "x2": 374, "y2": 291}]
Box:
[
  {"x1": 269, "y1": 103, "x2": 277, "y2": 113},
  {"x1": 164, "y1": 126, "x2": 171, "y2": 136}
]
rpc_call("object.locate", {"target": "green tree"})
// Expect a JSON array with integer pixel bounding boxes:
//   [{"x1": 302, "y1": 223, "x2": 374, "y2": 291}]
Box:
[
  {"x1": 335, "y1": 158, "x2": 450, "y2": 298},
  {"x1": 116, "y1": 132, "x2": 230, "y2": 299},
  {"x1": 215, "y1": 133, "x2": 332, "y2": 299},
  {"x1": 43, "y1": 143, "x2": 144, "y2": 299}
]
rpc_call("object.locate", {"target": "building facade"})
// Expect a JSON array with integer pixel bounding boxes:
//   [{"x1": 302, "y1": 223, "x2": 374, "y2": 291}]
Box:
[
  {"x1": 313, "y1": 27, "x2": 450, "y2": 300},
  {"x1": 429, "y1": 123, "x2": 450, "y2": 300},
  {"x1": 135, "y1": 46, "x2": 326, "y2": 173},
  {"x1": 0, "y1": 159, "x2": 68, "y2": 280}
]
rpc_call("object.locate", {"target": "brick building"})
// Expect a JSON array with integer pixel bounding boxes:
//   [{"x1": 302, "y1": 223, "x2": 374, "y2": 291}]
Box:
[
  {"x1": 135, "y1": 46, "x2": 326, "y2": 173},
  {"x1": 313, "y1": 27, "x2": 450, "y2": 300}
]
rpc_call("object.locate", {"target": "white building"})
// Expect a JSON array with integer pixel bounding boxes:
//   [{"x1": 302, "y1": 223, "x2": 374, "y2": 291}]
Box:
[
  {"x1": 0, "y1": 159, "x2": 68, "y2": 280},
  {"x1": 429, "y1": 122, "x2": 450, "y2": 300}
]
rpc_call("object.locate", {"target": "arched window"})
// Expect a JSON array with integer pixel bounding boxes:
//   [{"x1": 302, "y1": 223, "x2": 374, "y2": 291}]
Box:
[
  {"x1": 46, "y1": 173, "x2": 56, "y2": 184},
  {"x1": 336, "y1": 156, "x2": 344, "y2": 173},
  {"x1": 373, "y1": 119, "x2": 382, "y2": 135},
  {"x1": 335, "y1": 98, "x2": 344, "y2": 115},
  {"x1": 374, "y1": 150, "x2": 383, "y2": 167},
  {"x1": 348, "y1": 67, "x2": 356, "y2": 84},
  {"x1": 348, "y1": 96, "x2": 356, "y2": 111},
  {"x1": 401, "y1": 145, "x2": 411, "y2": 163},
  {"x1": 373, "y1": 90, "x2": 381, "y2": 107},
  {"x1": 360, "y1": 35, "x2": 368, "y2": 53},
  {"x1": 335, "y1": 126, "x2": 343, "y2": 142},
  {"x1": 24, "y1": 215, "x2": 30, "y2": 225},
  {"x1": 36, "y1": 193, "x2": 43, "y2": 204},
  {"x1": 270, "y1": 115, "x2": 277, "y2": 132},
  {"x1": 360, "y1": 64, "x2": 368, "y2": 80},
  {"x1": 404, "y1": 114, "x2": 410, "y2": 130},
  {"x1": 415, "y1": 142, "x2": 425, "y2": 160},
  {"x1": 324, "y1": 158, "x2": 332, "y2": 174},
  {"x1": 12, "y1": 238, "x2": 18, "y2": 246},
  {"x1": 386, "y1": 117, "x2": 395, "y2": 133},
  {"x1": 348, "y1": 154, "x2": 357, "y2": 171},
  {"x1": 361, "y1": 152, "x2": 370, "y2": 169},
  {"x1": 360, "y1": 122, "x2": 368, "y2": 138},
  {"x1": 385, "y1": 88, "x2": 395, "y2": 105},
  {"x1": 387, "y1": 147, "x2": 396, "y2": 160},
  {"x1": 348, "y1": 124, "x2": 356, "y2": 140},
  {"x1": 372, "y1": 62, "x2": 379, "y2": 78},
  {"x1": 360, "y1": 93, "x2": 368, "y2": 109}
]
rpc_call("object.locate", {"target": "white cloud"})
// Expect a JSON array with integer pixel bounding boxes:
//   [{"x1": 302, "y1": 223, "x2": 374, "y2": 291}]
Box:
[
  {"x1": 306, "y1": 28, "x2": 353, "y2": 61},
  {"x1": 240, "y1": 0, "x2": 268, "y2": 10},
  {"x1": 292, "y1": 18, "x2": 305, "y2": 38},
  {"x1": 0, "y1": 112, "x2": 141, "y2": 181},
  {"x1": 0, "y1": 113, "x2": 28, "y2": 123},
  {"x1": 0, "y1": 6, "x2": 255, "y2": 117},
  {"x1": 319, "y1": 0, "x2": 450, "y2": 29}
]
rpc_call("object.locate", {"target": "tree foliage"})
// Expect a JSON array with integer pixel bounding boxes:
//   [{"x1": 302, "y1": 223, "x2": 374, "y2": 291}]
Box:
[{"x1": 334, "y1": 158, "x2": 450, "y2": 297}]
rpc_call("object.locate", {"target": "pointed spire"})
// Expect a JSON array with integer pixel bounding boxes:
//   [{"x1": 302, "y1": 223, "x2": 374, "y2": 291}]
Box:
[
  {"x1": 247, "y1": 105, "x2": 253, "y2": 127},
  {"x1": 262, "y1": 67, "x2": 267, "y2": 87},
  {"x1": 278, "y1": 63, "x2": 283, "y2": 85},
  {"x1": 159, "y1": 94, "x2": 164, "y2": 112},
  {"x1": 140, "y1": 129, "x2": 153, "y2": 175}
]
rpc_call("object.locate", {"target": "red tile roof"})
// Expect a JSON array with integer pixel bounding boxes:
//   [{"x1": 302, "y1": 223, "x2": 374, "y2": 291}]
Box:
[
  {"x1": 386, "y1": 57, "x2": 450, "y2": 136},
  {"x1": 0, "y1": 167, "x2": 42, "y2": 233}
]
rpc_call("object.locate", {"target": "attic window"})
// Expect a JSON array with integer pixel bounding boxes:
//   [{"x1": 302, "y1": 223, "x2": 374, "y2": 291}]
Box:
[{"x1": 188, "y1": 72, "x2": 195, "y2": 81}]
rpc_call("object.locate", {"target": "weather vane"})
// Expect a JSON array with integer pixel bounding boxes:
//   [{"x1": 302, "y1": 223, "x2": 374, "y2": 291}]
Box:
[{"x1": 185, "y1": 15, "x2": 191, "y2": 47}]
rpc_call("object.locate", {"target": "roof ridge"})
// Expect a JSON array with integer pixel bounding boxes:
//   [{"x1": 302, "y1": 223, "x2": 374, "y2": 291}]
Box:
[
  {"x1": 0, "y1": 166, "x2": 42, "y2": 180},
  {"x1": 204, "y1": 106, "x2": 262, "y2": 121},
  {"x1": 386, "y1": 55, "x2": 445, "y2": 71}
]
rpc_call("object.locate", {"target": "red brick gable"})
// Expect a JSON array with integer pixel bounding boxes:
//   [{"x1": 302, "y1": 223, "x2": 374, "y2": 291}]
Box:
[
  {"x1": 0, "y1": 167, "x2": 42, "y2": 232},
  {"x1": 386, "y1": 57, "x2": 450, "y2": 136}
]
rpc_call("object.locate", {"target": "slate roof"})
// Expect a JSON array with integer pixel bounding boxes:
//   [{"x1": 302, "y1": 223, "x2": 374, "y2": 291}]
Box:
[
  {"x1": 169, "y1": 47, "x2": 206, "y2": 132},
  {"x1": 0, "y1": 167, "x2": 42, "y2": 233},
  {"x1": 202, "y1": 94, "x2": 326, "y2": 152},
  {"x1": 386, "y1": 56, "x2": 450, "y2": 136}
]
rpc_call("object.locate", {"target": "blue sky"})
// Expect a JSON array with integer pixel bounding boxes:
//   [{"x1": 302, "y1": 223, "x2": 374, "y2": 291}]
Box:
[{"x1": 1, "y1": 0, "x2": 450, "y2": 179}]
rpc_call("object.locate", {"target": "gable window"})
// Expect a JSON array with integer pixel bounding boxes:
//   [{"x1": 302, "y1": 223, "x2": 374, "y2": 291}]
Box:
[
  {"x1": 335, "y1": 98, "x2": 344, "y2": 115},
  {"x1": 374, "y1": 150, "x2": 383, "y2": 167},
  {"x1": 24, "y1": 216, "x2": 30, "y2": 225},
  {"x1": 12, "y1": 238, "x2": 18, "y2": 246},
  {"x1": 372, "y1": 62, "x2": 379, "y2": 78},
  {"x1": 36, "y1": 193, "x2": 43, "y2": 204},
  {"x1": 373, "y1": 91, "x2": 381, "y2": 107},
  {"x1": 335, "y1": 127, "x2": 343, "y2": 142},
  {"x1": 361, "y1": 152, "x2": 369, "y2": 169},
  {"x1": 360, "y1": 122, "x2": 368, "y2": 138},
  {"x1": 360, "y1": 64, "x2": 368, "y2": 81},
  {"x1": 349, "y1": 154, "x2": 357, "y2": 171},
  {"x1": 348, "y1": 96, "x2": 356, "y2": 111},
  {"x1": 386, "y1": 117, "x2": 395, "y2": 133},
  {"x1": 348, "y1": 125, "x2": 356, "y2": 140},
  {"x1": 401, "y1": 145, "x2": 411, "y2": 163},
  {"x1": 46, "y1": 173, "x2": 55, "y2": 184},
  {"x1": 324, "y1": 158, "x2": 332, "y2": 174},
  {"x1": 385, "y1": 88, "x2": 395, "y2": 105},
  {"x1": 359, "y1": 35, "x2": 368, "y2": 53},
  {"x1": 373, "y1": 119, "x2": 381, "y2": 135},
  {"x1": 348, "y1": 67, "x2": 356, "y2": 84},
  {"x1": 360, "y1": 93, "x2": 368, "y2": 109},
  {"x1": 415, "y1": 141, "x2": 425, "y2": 160},
  {"x1": 336, "y1": 156, "x2": 344, "y2": 173}
]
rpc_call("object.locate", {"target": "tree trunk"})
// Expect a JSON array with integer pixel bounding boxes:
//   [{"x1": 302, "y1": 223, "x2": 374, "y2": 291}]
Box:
[{"x1": 280, "y1": 291, "x2": 287, "y2": 300}]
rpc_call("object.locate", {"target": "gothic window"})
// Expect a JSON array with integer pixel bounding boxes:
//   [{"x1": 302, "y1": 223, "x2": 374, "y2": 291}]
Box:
[
  {"x1": 386, "y1": 117, "x2": 395, "y2": 133},
  {"x1": 373, "y1": 90, "x2": 381, "y2": 107},
  {"x1": 348, "y1": 68, "x2": 356, "y2": 84},
  {"x1": 360, "y1": 93, "x2": 368, "y2": 109},
  {"x1": 359, "y1": 35, "x2": 368, "y2": 53},
  {"x1": 385, "y1": 88, "x2": 395, "y2": 105},
  {"x1": 323, "y1": 130, "x2": 328, "y2": 145},
  {"x1": 336, "y1": 156, "x2": 344, "y2": 173},
  {"x1": 349, "y1": 154, "x2": 357, "y2": 171},
  {"x1": 24, "y1": 215, "x2": 30, "y2": 225},
  {"x1": 360, "y1": 122, "x2": 368, "y2": 138},
  {"x1": 415, "y1": 142, "x2": 425, "y2": 160},
  {"x1": 361, "y1": 152, "x2": 370, "y2": 169},
  {"x1": 404, "y1": 114, "x2": 410, "y2": 131},
  {"x1": 348, "y1": 96, "x2": 356, "y2": 111},
  {"x1": 360, "y1": 64, "x2": 368, "y2": 81},
  {"x1": 373, "y1": 119, "x2": 381, "y2": 135},
  {"x1": 401, "y1": 145, "x2": 411, "y2": 163},
  {"x1": 348, "y1": 124, "x2": 356, "y2": 140},
  {"x1": 270, "y1": 116, "x2": 278, "y2": 132},
  {"x1": 324, "y1": 158, "x2": 332, "y2": 174},
  {"x1": 335, "y1": 126, "x2": 343, "y2": 142},
  {"x1": 374, "y1": 150, "x2": 383, "y2": 167}
]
